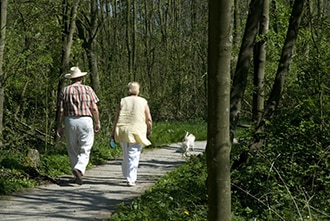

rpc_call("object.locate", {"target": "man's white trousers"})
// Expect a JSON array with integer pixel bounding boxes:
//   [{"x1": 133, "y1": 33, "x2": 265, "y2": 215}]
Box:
[{"x1": 64, "y1": 116, "x2": 94, "y2": 175}]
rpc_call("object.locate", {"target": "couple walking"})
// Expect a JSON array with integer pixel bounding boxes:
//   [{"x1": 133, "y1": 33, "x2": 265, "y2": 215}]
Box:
[{"x1": 57, "y1": 67, "x2": 152, "y2": 186}]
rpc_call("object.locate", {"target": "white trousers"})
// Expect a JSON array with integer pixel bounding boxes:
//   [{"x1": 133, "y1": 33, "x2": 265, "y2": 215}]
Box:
[
  {"x1": 64, "y1": 116, "x2": 94, "y2": 175},
  {"x1": 120, "y1": 142, "x2": 142, "y2": 183}
]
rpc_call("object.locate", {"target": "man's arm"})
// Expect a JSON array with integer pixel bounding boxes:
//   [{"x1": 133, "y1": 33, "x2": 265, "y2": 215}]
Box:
[
  {"x1": 56, "y1": 108, "x2": 64, "y2": 138},
  {"x1": 91, "y1": 102, "x2": 101, "y2": 132}
]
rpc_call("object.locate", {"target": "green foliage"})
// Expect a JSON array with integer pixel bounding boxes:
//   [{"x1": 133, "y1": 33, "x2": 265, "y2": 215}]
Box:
[
  {"x1": 0, "y1": 151, "x2": 38, "y2": 194},
  {"x1": 106, "y1": 113, "x2": 330, "y2": 220},
  {"x1": 0, "y1": 168, "x2": 37, "y2": 195},
  {"x1": 231, "y1": 110, "x2": 330, "y2": 220},
  {"x1": 40, "y1": 154, "x2": 71, "y2": 177},
  {"x1": 149, "y1": 120, "x2": 207, "y2": 147},
  {"x1": 109, "y1": 154, "x2": 208, "y2": 221},
  {"x1": 0, "y1": 120, "x2": 205, "y2": 196},
  {"x1": 0, "y1": 0, "x2": 329, "y2": 219},
  {"x1": 90, "y1": 131, "x2": 123, "y2": 166}
]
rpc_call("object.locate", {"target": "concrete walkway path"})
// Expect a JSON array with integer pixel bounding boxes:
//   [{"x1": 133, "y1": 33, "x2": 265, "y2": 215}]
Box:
[{"x1": 0, "y1": 141, "x2": 206, "y2": 221}]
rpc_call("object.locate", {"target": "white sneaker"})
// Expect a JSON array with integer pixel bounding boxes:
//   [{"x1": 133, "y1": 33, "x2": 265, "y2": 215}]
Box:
[{"x1": 127, "y1": 182, "x2": 136, "y2": 187}]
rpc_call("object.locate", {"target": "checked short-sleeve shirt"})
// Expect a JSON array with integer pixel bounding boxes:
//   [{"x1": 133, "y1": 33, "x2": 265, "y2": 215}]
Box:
[{"x1": 58, "y1": 82, "x2": 99, "y2": 117}]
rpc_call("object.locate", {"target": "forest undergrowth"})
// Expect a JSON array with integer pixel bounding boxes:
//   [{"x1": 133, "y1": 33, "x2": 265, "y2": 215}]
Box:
[
  {"x1": 109, "y1": 117, "x2": 330, "y2": 221},
  {"x1": 1, "y1": 119, "x2": 329, "y2": 220}
]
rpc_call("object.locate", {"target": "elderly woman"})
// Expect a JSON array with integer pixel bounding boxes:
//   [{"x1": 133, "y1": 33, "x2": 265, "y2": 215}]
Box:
[{"x1": 111, "y1": 82, "x2": 152, "y2": 186}]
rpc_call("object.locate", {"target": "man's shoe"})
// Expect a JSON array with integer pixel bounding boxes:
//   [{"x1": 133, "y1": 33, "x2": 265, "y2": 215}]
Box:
[{"x1": 72, "y1": 169, "x2": 83, "y2": 185}]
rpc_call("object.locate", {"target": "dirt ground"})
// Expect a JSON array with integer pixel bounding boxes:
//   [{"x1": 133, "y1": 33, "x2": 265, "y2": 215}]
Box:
[{"x1": 0, "y1": 141, "x2": 206, "y2": 221}]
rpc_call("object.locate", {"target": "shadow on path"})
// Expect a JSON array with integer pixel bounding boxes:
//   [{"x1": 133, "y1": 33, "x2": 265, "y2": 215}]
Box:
[{"x1": 0, "y1": 141, "x2": 206, "y2": 221}]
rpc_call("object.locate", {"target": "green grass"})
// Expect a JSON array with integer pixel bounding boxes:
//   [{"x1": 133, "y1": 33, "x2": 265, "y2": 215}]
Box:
[
  {"x1": 108, "y1": 154, "x2": 208, "y2": 221},
  {"x1": 105, "y1": 119, "x2": 330, "y2": 221},
  {"x1": 0, "y1": 120, "x2": 206, "y2": 195},
  {"x1": 149, "y1": 120, "x2": 207, "y2": 147},
  {"x1": 1, "y1": 119, "x2": 329, "y2": 220}
]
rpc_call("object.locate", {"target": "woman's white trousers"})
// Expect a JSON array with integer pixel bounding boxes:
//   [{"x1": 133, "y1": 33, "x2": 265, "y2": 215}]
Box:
[{"x1": 120, "y1": 142, "x2": 142, "y2": 183}]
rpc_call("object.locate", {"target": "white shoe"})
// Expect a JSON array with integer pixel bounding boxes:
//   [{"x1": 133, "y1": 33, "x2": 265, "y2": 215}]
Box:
[{"x1": 127, "y1": 182, "x2": 136, "y2": 187}]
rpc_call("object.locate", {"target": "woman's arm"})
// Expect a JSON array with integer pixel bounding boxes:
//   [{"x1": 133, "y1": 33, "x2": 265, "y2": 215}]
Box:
[
  {"x1": 111, "y1": 104, "x2": 121, "y2": 139},
  {"x1": 145, "y1": 104, "x2": 152, "y2": 137}
]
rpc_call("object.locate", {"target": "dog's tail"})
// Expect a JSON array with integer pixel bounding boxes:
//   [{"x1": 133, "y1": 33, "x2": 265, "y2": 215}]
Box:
[{"x1": 182, "y1": 131, "x2": 189, "y2": 142}]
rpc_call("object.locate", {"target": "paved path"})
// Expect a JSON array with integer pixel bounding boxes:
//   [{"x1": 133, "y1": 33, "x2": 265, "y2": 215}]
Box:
[{"x1": 0, "y1": 141, "x2": 206, "y2": 221}]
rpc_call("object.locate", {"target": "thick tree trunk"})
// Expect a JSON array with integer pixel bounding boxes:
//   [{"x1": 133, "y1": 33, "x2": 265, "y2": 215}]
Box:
[{"x1": 207, "y1": 0, "x2": 233, "y2": 220}]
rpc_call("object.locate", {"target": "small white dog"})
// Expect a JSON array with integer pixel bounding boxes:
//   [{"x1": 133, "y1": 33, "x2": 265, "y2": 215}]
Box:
[{"x1": 182, "y1": 132, "x2": 195, "y2": 154}]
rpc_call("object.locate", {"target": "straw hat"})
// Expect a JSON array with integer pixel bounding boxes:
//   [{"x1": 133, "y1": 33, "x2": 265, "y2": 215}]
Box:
[{"x1": 65, "y1": 67, "x2": 87, "y2": 79}]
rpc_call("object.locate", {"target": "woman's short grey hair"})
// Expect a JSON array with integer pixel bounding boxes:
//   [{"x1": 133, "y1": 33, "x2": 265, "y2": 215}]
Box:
[{"x1": 128, "y1": 82, "x2": 140, "y2": 95}]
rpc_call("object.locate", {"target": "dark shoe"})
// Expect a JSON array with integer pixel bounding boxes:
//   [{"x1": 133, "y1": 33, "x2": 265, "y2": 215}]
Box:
[{"x1": 72, "y1": 169, "x2": 83, "y2": 185}]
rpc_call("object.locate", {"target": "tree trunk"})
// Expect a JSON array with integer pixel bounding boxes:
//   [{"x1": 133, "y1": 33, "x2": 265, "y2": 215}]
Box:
[
  {"x1": 207, "y1": 0, "x2": 233, "y2": 220},
  {"x1": 126, "y1": 0, "x2": 132, "y2": 81},
  {"x1": 256, "y1": 0, "x2": 306, "y2": 133},
  {"x1": 233, "y1": 0, "x2": 242, "y2": 52},
  {"x1": 143, "y1": 0, "x2": 155, "y2": 92},
  {"x1": 55, "y1": 0, "x2": 80, "y2": 140},
  {"x1": 230, "y1": 0, "x2": 264, "y2": 139},
  {"x1": 0, "y1": 0, "x2": 8, "y2": 145},
  {"x1": 252, "y1": 0, "x2": 269, "y2": 122},
  {"x1": 232, "y1": 0, "x2": 306, "y2": 170},
  {"x1": 132, "y1": 0, "x2": 137, "y2": 80},
  {"x1": 76, "y1": 0, "x2": 100, "y2": 92}
]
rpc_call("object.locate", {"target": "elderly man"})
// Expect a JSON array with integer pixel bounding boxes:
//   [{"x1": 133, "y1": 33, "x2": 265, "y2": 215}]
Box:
[{"x1": 57, "y1": 67, "x2": 101, "y2": 185}]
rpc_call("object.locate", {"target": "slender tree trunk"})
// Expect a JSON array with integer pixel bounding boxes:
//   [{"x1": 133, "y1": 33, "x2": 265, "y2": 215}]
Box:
[
  {"x1": 232, "y1": 0, "x2": 306, "y2": 169},
  {"x1": 252, "y1": 0, "x2": 269, "y2": 122},
  {"x1": 55, "y1": 0, "x2": 80, "y2": 139},
  {"x1": 230, "y1": 0, "x2": 264, "y2": 139},
  {"x1": 0, "y1": 0, "x2": 8, "y2": 145},
  {"x1": 143, "y1": 0, "x2": 155, "y2": 92},
  {"x1": 257, "y1": 0, "x2": 306, "y2": 129},
  {"x1": 207, "y1": 0, "x2": 233, "y2": 220},
  {"x1": 132, "y1": 0, "x2": 137, "y2": 80},
  {"x1": 233, "y1": 0, "x2": 242, "y2": 53},
  {"x1": 15, "y1": 81, "x2": 29, "y2": 120},
  {"x1": 125, "y1": 0, "x2": 132, "y2": 81},
  {"x1": 88, "y1": 0, "x2": 100, "y2": 92},
  {"x1": 76, "y1": 0, "x2": 100, "y2": 92}
]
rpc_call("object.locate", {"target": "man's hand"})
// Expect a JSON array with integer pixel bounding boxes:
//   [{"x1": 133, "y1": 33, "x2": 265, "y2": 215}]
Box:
[
  {"x1": 57, "y1": 127, "x2": 63, "y2": 138},
  {"x1": 94, "y1": 123, "x2": 101, "y2": 132}
]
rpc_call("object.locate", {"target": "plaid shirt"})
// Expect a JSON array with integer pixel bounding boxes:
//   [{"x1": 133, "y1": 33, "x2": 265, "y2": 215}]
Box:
[{"x1": 59, "y1": 82, "x2": 99, "y2": 117}]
